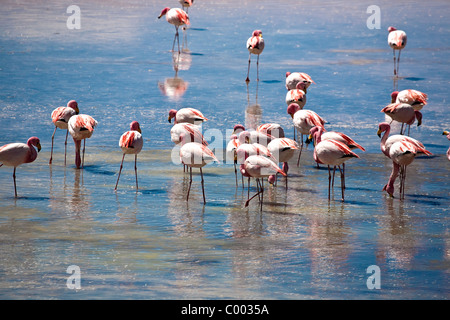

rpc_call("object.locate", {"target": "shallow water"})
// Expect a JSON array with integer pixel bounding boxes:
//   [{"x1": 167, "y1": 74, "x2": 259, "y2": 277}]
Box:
[{"x1": 0, "y1": 0, "x2": 449, "y2": 300}]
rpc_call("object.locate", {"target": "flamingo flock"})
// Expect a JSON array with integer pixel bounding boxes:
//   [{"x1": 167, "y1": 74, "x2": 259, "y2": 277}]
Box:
[{"x1": 0, "y1": 8, "x2": 447, "y2": 208}]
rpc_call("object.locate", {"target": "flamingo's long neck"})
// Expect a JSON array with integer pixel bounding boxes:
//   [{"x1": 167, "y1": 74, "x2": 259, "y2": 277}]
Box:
[
  {"x1": 25, "y1": 141, "x2": 38, "y2": 163},
  {"x1": 380, "y1": 126, "x2": 390, "y2": 157},
  {"x1": 74, "y1": 138, "x2": 82, "y2": 168}
]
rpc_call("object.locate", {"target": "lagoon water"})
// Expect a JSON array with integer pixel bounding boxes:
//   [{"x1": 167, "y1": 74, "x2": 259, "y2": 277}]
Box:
[{"x1": 0, "y1": 0, "x2": 449, "y2": 299}]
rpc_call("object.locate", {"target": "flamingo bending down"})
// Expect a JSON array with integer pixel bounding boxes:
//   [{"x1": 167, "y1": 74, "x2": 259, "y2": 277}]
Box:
[
  {"x1": 391, "y1": 89, "x2": 428, "y2": 111},
  {"x1": 241, "y1": 155, "x2": 286, "y2": 208},
  {"x1": 0, "y1": 137, "x2": 41, "y2": 198},
  {"x1": 381, "y1": 102, "x2": 422, "y2": 135},
  {"x1": 442, "y1": 130, "x2": 450, "y2": 161},
  {"x1": 285, "y1": 72, "x2": 315, "y2": 93},
  {"x1": 287, "y1": 104, "x2": 325, "y2": 166},
  {"x1": 246, "y1": 30, "x2": 265, "y2": 82},
  {"x1": 115, "y1": 121, "x2": 143, "y2": 191},
  {"x1": 310, "y1": 129, "x2": 359, "y2": 202},
  {"x1": 168, "y1": 107, "x2": 208, "y2": 125},
  {"x1": 267, "y1": 137, "x2": 299, "y2": 186},
  {"x1": 388, "y1": 26, "x2": 407, "y2": 76},
  {"x1": 158, "y1": 7, "x2": 190, "y2": 53},
  {"x1": 49, "y1": 100, "x2": 79, "y2": 165},
  {"x1": 68, "y1": 114, "x2": 98, "y2": 169},
  {"x1": 179, "y1": 134, "x2": 219, "y2": 203},
  {"x1": 384, "y1": 140, "x2": 431, "y2": 199}
]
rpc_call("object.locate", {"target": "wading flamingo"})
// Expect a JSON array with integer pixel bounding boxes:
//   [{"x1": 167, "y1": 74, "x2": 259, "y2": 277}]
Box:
[
  {"x1": 285, "y1": 72, "x2": 315, "y2": 93},
  {"x1": 257, "y1": 123, "x2": 285, "y2": 138},
  {"x1": 391, "y1": 89, "x2": 428, "y2": 111},
  {"x1": 168, "y1": 107, "x2": 208, "y2": 125},
  {"x1": 287, "y1": 104, "x2": 325, "y2": 166},
  {"x1": 267, "y1": 137, "x2": 299, "y2": 187},
  {"x1": 158, "y1": 7, "x2": 190, "y2": 53},
  {"x1": 0, "y1": 137, "x2": 41, "y2": 198},
  {"x1": 442, "y1": 130, "x2": 449, "y2": 161},
  {"x1": 179, "y1": 134, "x2": 219, "y2": 204},
  {"x1": 115, "y1": 121, "x2": 143, "y2": 191},
  {"x1": 384, "y1": 140, "x2": 431, "y2": 200},
  {"x1": 49, "y1": 100, "x2": 79, "y2": 165},
  {"x1": 381, "y1": 102, "x2": 422, "y2": 135},
  {"x1": 68, "y1": 114, "x2": 98, "y2": 169},
  {"x1": 233, "y1": 124, "x2": 274, "y2": 146},
  {"x1": 285, "y1": 82, "x2": 307, "y2": 107},
  {"x1": 377, "y1": 122, "x2": 427, "y2": 159},
  {"x1": 246, "y1": 30, "x2": 265, "y2": 82},
  {"x1": 170, "y1": 123, "x2": 208, "y2": 146},
  {"x1": 388, "y1": 26, "x2": 407, "y2": 77},
  {"x1": 241, "y1": 155, "x2": 286, "y2": 208},
  {"x1": 310, "y1": 129, "x2": 359, "y2": 202}
]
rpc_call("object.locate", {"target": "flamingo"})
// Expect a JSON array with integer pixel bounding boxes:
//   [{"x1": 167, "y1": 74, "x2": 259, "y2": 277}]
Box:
[
  {"x1": 381, "y1": 102, "x2": 422, "y2": 135},
  {"x1": 114, "y1": 121, "x2": 143, "y2": 191},
  {"x1": 179, "y1": 134, "x2": 219, "y2": 203},
  {"x1": 0, "y1": 137, "x2": 41, "y2": 198},
  {"x1": 388, "y1": 26, "x2": 407, "y2": 76},
  {"x1": 170, "y1": 123, "x2": 208, "y2": 146},
  {"x1": 257, "y1": 123, "x2": 285, "y2": 138},
  {"x1": 49, "y1": 100, "x2": 79, "y2": 165},
  {"x1": 267, "y1": 137, "x2": 299, "y2": 186},
  {"x1": 226, "y1": 134, "x2": 241, "y2": 187},
  {"x1": 308, "y1": 126, "x2": 365, "y2": 188},
  {"x1": 285, "y1": 82, "x2": 307, "y2": 107},
  {"x1": 168, "y1": 107, "x2": 208, "y2": 125},
  {"x1": 377, "y1": 121, "x2": 428, "y2": 157},
  {"x1": 384, "y1": 139, "x2": 431, "y2": 200},
  {"x1": 391, "y1": 89, "x2": 428, "y2": 111},
  {"x1": 285, "y1": 72, "x2": 315, "y2": 93},
  {"x1": 287, "y1": 104, "x2": 326, "y2": 166},
  {"x1": 245, "y1": 30, "x2": 265, "y2": 83},
  {"x1": 158, "y1": 7, "x2": 190, "y2": 53},
  {"x1": 443, "y1": 130, "x2": 450, "y2": 160},
  {"x1": 68, "y1": 114, "x2": 98, "y2": 169},
  {"x1": 179, "y1": 0, "x2": 193, "y2": 14},
  {"x1": 241, "y1": 155, "x2": 286, "y2": 208},
  {"x1": 232, "y1": 124, "x2": 274, "y2": 146},
  {"x1": 310, "y1": 129, "x2": 359, "y2": 202}
]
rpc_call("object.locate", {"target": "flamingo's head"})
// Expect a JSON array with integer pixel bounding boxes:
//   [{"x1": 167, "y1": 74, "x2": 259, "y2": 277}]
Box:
[
  {"x1": 390, "y1": 91, "x2": 399, "y2": 103},
  {"x1": 158, "y1": 7, "x2": 170, "y2": 19},
  {"x1": 168, "y1": 109, "x2": 177, "y2": 123},
  {"x1": 67, "y1": 100, "x2": 79, "y2": 114},
  {"x1": 268, "y1": 175, "x2": 276, "y2": 185},
  {"x1": 415, "y1": 111, "x2": 422, "y2": 127},
  {"x1": 130, "y1": 121, "x2": 141, "y2": 133},
  {"x1": 285, "y1": 72, "x2": 291, "y2": 78},
  {"x1": 232, "y1": 124, "x2": 246, "y2": 135},
  {"x1": 287, "y1": 103, "x2": 300, "y2": 118},
  {"x1": 388, "y1": 26, "x2": 397, "y2": 33},
  {"x1": 252, "y1": 30, "x2": 262, "y2": 37},
  {"x1": 28, "y1": 137, "x2": 41, "y2": 152},
  {"x1": 307, "y1": 126, "x2": 323, "y2": 145},
  {"x1": 377, "y1": 122, "x2": 390, "y2": 137},
  {"x1": 382, "y1": 183, "x2": 394, "y2": 197}
]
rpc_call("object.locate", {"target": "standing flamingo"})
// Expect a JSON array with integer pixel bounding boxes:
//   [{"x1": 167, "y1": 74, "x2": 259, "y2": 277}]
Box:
[
  {"x1": 257, "y1": 123, "x2": 285, "y2": 138},
  {"x1": 170, "y1": 123, "x2": 208, "y2": 146},
  {"x1": 442, "y1": 130, "x2": 450, "y2": 161},
  {"x1": 381, "y1": 102, "x2": 422, "y2": 135},
  {"x1": 285, "y1": 72, "x2": 315, "y2": 93},
  {"x1": 245, "y1": 30, "x2": 265, "y2": 82},
  {"x1": 0, "y1": 137, "x2": 41, "y2": 198},
  {"x1": 49, "y1": 100, "x2": 79, "y2": 165},
  {"x1": 179, "y1": 134, "x2": 219, "y2": 203},
  {"x1": 391, "y1": 89, "x2": 428, "y2": 111},
  {"x1": 232, "y1": 124, "x2": 274, "y2": 146},
  {"x1": 310, "y1": 129, "x2": 359, "y2": 202},
  {"x1": 241, "y1": 155, "x2": 286, "y2": 208},
  {"x1": 267, "y1": 137, "x2": 299, "y2": 186},
  {"x1": 68, "y1": 114, "x2": 98, "y2": 169},
  {"x1": 384, "y1": 140, "x2": 431, "y2": 199},
  {"x1": 285, "y1": 82, "x2": 307, "y2": 107},
  {"x1": 115, "y1": 121, "x2": 143, "y2": 191},
  {"x1": 388, "y1": 26, "x2": 407, "y2": 77},
  {"x1": 287, "y1": 104, "x2": 326, "y2": 166},
  {"x1": 158, "y1": 7, "x2": 190, "y2": 53},
  {"x1": 377, "y1": 122, "x2": 428, "y2": 158},
  {"x1": 168, "y1": 107, "x2": 208, "y2": 125}
]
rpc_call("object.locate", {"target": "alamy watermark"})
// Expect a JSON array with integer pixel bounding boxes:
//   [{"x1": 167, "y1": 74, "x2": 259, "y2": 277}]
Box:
[
  {"x1": 366, "y1": 5, "x2": 381, "y2": 29},
  {"x1": 66, "y1": 5, "x2": 81, "y2": 30},
  {"x1": 66, "y1": 265, "x2": 81, "y2": 289},
  {"x1": 366, "y1": 265, "x2": 381, "y2": 289}
]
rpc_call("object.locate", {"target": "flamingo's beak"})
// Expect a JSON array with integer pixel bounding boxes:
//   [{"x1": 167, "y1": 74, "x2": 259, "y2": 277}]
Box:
[
  {"x1": 443, "y1": 131, "x2": 449, "y2": 135},
  {"x1": 306, "y1": 135, "x2": 313, "y2": 145},
  {"x1": 377, "y1": 129, "x2": 382, "y2": 137},
  {"x1": 37, "y1": 142, "x2": 42, "y2": 152},
  {"x1": 137, "y1": 128, "x2": 142, "y2": 134},
  {"x1": 168, "y1": 116, "x2": 172, "y2": 123}
]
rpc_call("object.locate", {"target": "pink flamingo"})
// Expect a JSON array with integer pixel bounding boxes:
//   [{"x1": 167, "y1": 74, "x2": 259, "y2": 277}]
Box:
[
  {"x1": 391, "y1": 89, "x2": 428, "y2": 111},
  {"x1": 158, "y1": 7, "x2": 190, "y2": 53},
  {"x1": 285, "y1": 72, "x2": 315, "y2": 93},
  {"x1": 246, "y1": 30, "x2": 265, "y2": 82},
  {"x1": 377, "y1": 122, "x2": 427, "y2": 159},
  {"x1": 257, "y1": 123, "x2": 285, "y2": 138},
  {"x1": 285, "y1": 82, "x2": 307, "y2": 107},
  {"x1": 443, "y1": 130, "x2": 450, "y2": 161},
  {"x1": 68, "y1": 114, "x2": 98, "y2": 169},
  {"x1": 226, "y1": 134, "x2": 241, "y2": 186},
  {"x1": 384, "y1": 140, "x2": 431, "y2": 200},
  {"x1": 115, "y1": 121, "x2": 143, "y2": 191},
  {"x1": 179, "y1": 134, "x2": 219, "y2": 203},
  {"x1": 241, "y1": 155, "x2": 286, "y2": 208},
  {"x1": 381, "y1": 102, "x2": 422, "y2": 135},
  {"x1": 170, "y1": 123, "x2": 208, "y2": 146},
  {"x1": 310, "y1": 129, "x2": 359, "y2": 202},
  {"x1": 287, "y1": 104, "x2": 326, "y2": 166},
  {"x1": 0, "y1": 137, "x2": 41, "y2": 198},
  {"x1": 233, "y1": 124, "x2": 274, "y2": 146},
  {"x1": 168, "y1": 107, "x2": 208, "y2": 125},
  {"x1": 179, "y1": 0, "x2": 194, "y2": 14},
  {"x1": 388, "y1": 26, "x2": 407, "y2": 76},
  {"x1": 267, "y1": 137, "x2": 299, "y2": 186},
  {"x1": 49, "y1": 100, "x2": 79, "y2": 165}
]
